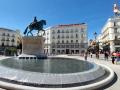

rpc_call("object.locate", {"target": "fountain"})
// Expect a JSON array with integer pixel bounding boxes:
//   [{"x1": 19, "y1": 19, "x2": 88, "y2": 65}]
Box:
[{"x1": 0, "y1": 17, "x2": 115, "y2": 90}]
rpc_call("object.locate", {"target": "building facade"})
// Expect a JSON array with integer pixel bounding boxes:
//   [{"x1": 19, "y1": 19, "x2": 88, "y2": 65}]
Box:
[
  {"x1": 44, "y1": 23, "x2": 88, "y2": 55},
  {"x1": 98, "y1": 16, "x2": 120, "y2": 52},
  {"x1": 0, "y1": 28, "x2": 21, "y2": 55}
]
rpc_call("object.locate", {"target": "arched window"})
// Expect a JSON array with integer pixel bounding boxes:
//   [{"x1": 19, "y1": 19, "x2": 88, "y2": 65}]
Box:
[
  {"x1": 76, "y1": 34, "x2": 78, "y2": 38},
  {"x1": 76, "y1": 40, "x2": 78, "y2": 43},
  {"x1": 66, "y1": 40, "x2": 69, "y2": 43},
  {"x1": 58, "y1": 35, "x2": 60, "y2": 38},
  {"x1": 71, "y1": 40, "x2": 73, "y2": 43},
  {"x1": 57, "y1": 30, "x2": 60, "y2": 33},
  {"x1": 62, "y1": 40, "x2": 64, "y2": 43}
]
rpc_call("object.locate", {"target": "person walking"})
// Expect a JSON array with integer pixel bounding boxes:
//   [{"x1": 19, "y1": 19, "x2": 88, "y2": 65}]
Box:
[
  {"x1": 84, "y1": 51, "x2": 88, "y2": 60},
  {"x1": 104, "y1": 51, "x2": 109, "y2": 61},
  {"x1": 111, "y1": 53, "x2": 115, "y2": 64}
]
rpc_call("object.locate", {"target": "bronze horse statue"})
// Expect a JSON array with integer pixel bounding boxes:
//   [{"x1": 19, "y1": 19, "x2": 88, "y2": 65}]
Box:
[{"x1": 24, "y1": 17, "x2": 46, "y2": 36}]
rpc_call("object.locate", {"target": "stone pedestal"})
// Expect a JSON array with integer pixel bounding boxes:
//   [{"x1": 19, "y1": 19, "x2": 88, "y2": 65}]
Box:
[
  {"x1": 22, "y1": 36, "x2": 45, "y2": 55},
  {"x1": 18, "y1": 36, "x2": 46, "y2": 59}
]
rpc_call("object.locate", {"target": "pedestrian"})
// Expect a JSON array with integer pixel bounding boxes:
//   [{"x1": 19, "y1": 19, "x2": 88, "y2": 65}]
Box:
[
  {"x1": 111, "y1": 53, "x2": 115, "y2": 64},
  {"x1": 104, "y1": 52, "x2": 109, "y2": 61},
  {"x1": 84, "y1": 51, "x2": 88, "y2": 60}
]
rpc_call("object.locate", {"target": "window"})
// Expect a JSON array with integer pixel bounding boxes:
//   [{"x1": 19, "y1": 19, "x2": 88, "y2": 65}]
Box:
[
  {"x1": 52, "y1": 45, "x2": 56, "y2": 48},
  {"x1": 11, "y1": 39, "x2": 15, "y2": 42},
  {"x1": 57, "y1": 30, "x2": 60, "y2": 33},
  {"x1": 66, "y1": 30, "x2": 69, "y2": 33},
  {"x1": 6, "y1": 38, "x2": 9, "y2": 41},
  {"x1": 58, "y1": 40, "x2": 60, "y2": 43},
  {"x1": 81, "y1": 34, "x2": 84, "y2": 38},
  {"x1": 12, "y1": 34, "x2": 15, "y2": 37},
  {"x1": 52, "y1": 36, "x2": 55, "y2": 39},
  {"x1": 76, "y1": 34, "x2": 78, "y2": 38},
  {"x1": 75, "y1": 29, "x2": 78, "y2": 32},
  {"x1": 62, "y1": 40, "x2": 64, "y2": 43},
  {"x1": 1, "y1": 43, "x2": 4, "y2": 47},
  {"x1": 66, "y1": 40, "x2": 69, "y2": 43},
  {"x1": 62, "y1": 35, "x2": 64, "y2": 38},
  {"x1": 66, "y1": 35, "x2": 69, "y2": 38},
  {"x1": 7, "y1": 34, "x2": 10, "y2": 36},
  {"x1": 75, "y1": 45, "x2": 79, "y2": 48},
  {"x1": 71, "y1": 45, "x2": 74, "y2": 48},
  {"x1": 71, "y1": 40, "x2": 73, "y2": 43},
  {"x1": 62, "y1": 30, "x2": 64, "y2": 33},
  {"x1": 76, "y1": 40, "x2": 78, "y2": 43},
  {"x1": 66, "y1": 45, "x2": 69, "y2": 48},
  {"x1": 57, "y1": 35, "x2": 60, "y2": 39},
  {"x1": 2, "y1": 33, "x2": 5, "y2": 36},
  {"x1": 61, "y1": 45, "x2": 65, "y2": 48},
  {"x1": 71, "y1": 29, "x2": 73, "y2": 33},
  {"x1": 1, "y1": 38, "x2": 5, "y2": 41},
  {"x1": 71, "y1": 35, "x2": 73, "y2": 38},
  {"x1": 114, "y1": 28, "x2": 117, "y2": 33},
  {"x1": 114, "y1": 22, "x2": 116, "y2": 26},
  {"x1": 52, "y1": 30, "x2": 55, "y2": 34},
  {"x1": 57, "y1": 45, "x2": 60, "y2": 48}
]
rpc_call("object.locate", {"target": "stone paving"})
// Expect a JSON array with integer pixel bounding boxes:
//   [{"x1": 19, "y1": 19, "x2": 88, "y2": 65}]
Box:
[
  {"x1": 0, "y1": 55, "x2": 119, "y2": 90},
  {"x1": 67, "y1": 54, "x2": 120, "y2": 90}
]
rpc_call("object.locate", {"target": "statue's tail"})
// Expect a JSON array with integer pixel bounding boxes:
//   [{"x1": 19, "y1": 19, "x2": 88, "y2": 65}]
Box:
[{"x1": 24, "y1": 27, "x2": 28, "y2": 35}]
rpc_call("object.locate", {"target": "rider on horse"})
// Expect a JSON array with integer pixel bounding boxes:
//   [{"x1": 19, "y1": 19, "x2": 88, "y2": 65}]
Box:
[{"x1": 24, "y1": 17, "x2": 46, "y2": 36}]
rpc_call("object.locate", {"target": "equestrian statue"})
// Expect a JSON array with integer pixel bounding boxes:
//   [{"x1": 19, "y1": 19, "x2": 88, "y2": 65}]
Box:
[{"x1": 24, "y1": 17, "x2": 46, "y2": 36}]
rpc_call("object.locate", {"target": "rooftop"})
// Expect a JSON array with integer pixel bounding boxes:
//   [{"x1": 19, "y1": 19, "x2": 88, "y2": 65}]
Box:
[
  {"x1": 0, "y1": 28, "x2": 16, "y2": 32},
  {"x1": 51, "y1": 23, "x2": 86, "y2": 28}
]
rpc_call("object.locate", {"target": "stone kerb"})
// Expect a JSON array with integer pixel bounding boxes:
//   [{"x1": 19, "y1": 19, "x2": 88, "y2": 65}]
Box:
[{"x1": 22, "y1": 36, "x2": 45, "y2": 56}]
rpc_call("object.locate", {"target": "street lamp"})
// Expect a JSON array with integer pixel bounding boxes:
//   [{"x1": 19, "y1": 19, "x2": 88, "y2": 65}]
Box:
[
  {"x1": 93, "y1": 32, "x2": 99, "y2": 59},
  {"x1": 94, "y1": 32, "x2": 97, "y2": 41}
]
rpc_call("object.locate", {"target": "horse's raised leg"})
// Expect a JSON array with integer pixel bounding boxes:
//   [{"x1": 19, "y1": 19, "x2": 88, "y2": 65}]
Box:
[
  {"x1": 27, "y1": 31, "x2": 30, "y2": 36},
  {"x1": 30, "y1": 31, "x2": 33, "y2": 36}
]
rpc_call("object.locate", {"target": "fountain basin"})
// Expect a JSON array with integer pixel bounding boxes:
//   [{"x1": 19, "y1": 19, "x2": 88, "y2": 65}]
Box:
[{"x1": 0, "y1": 57, "x2": 115, "y2": 90}]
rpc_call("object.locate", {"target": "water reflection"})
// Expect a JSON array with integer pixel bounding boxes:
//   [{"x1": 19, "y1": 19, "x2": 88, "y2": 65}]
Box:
[{"x1": 0, "y1": 58, "x2": 93, "y2": 74}]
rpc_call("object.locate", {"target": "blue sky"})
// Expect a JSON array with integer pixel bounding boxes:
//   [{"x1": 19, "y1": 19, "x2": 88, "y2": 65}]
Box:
[{"x1": 0, "y1": 0, "x2": 116, "y2": 39}]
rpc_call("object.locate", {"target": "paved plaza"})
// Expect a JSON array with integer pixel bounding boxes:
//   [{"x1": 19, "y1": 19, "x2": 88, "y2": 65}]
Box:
[
  {"x1": 0, "y1": 55, "x2": 119, "y2": 90},
  {"x1": 66, "y1": 54, "x2": 120, "y2": 90}
]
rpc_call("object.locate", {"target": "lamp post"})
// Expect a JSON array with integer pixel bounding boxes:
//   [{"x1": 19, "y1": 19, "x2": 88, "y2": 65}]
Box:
[
  {"x1": 94, "y1": 32, "x2": 97, "y2": 41},
  {"x1": 93, "y1": 32, "x2": 99, "y2": 59}
]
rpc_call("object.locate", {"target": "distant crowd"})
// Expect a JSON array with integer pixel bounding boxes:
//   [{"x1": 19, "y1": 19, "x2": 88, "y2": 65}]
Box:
[{"x1": 83, "y1": 51, "x2": 120, "y2": 64}]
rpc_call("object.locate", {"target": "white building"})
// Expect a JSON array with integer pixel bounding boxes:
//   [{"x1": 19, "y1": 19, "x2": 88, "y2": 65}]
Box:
[
  {"x1": 44, "y1": 23, "x2": 88, "y2": 55},
  {"x1": 0, "y1": 28, "x2": 21, "y2": 48},
  {"x1": 98, "y1": 16, "x2": 120, "y2": 52}
]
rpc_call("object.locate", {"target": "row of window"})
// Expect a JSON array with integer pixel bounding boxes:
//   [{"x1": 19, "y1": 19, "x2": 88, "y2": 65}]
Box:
[
  {"x1": 1, "y1": 33, "x2": 15, "y2": 37},
  {"x1": 1, "y1": 42, "x2": 15, "y2": 47},
  {"x1": 52, "y1": 40, "x2": 79, "y2": 44},
  {"x1": 52, "y1": 49, "x2": 80, "y2": 54},
  {"x1": 1, "y1": 39, "x2": 15, "y2": 42},
  {"x1": 52, "y1": 29, "x2": 79, "y2": 34},
  {"x1": 52, "y1": 34, "x2": 79, "y2": 39},
  {"x1": 52, "y1": 44, "x2": 85, "y2": 48}
]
